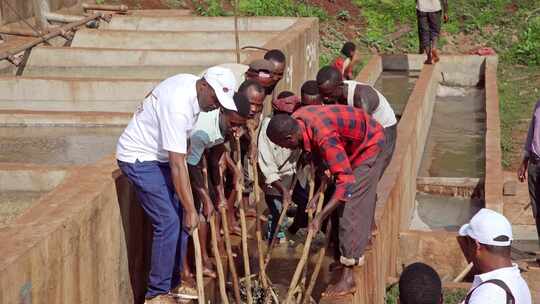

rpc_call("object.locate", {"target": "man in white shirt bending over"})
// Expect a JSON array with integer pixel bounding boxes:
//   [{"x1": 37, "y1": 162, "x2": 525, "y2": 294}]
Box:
[
  {"x1": 116, "y1": 67, "x2": 237, "y2": 304},
  {"x1": 458, "y1": 208, "x2": 532, "y2": 304}
]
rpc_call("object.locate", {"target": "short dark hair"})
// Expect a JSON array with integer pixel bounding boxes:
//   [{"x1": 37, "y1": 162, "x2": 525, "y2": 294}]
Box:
[
  {"x1": 316, "y1": 66, "x2": 342, "y2": 87},
  {"x1": 301, "y1": 80, "x2": 319, "y2": 96},
  {"x1": 264, "y1": 49, "x2": 286, "y2": 63},
  {"x1": 266, "y1": 114, "x2": 298, "y2": 143},
  {"x1": 277, "y1": 91, "x2": 295, "y2": 99},
  {"x1": 399, "y1": 262, "x2": 442, "y2": 304},
  {"x1": 341, "y1": 42, "x2": 356, "y2": 58},
  {"x1": 228, "y1": 92, "x2": 250, "y2": 118},
  {"x1": 238, "y1": 79, "x2": 264, "y2": 95}
]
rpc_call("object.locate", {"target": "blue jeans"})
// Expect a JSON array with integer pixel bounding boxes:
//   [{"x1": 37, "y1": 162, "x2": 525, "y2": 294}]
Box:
[{"x1": 117, "y1": 160, "x2": 188, "y2": 299}]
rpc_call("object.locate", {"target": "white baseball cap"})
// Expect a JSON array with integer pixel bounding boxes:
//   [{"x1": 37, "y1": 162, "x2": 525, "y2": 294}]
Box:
[
  {"x1": 202, "y1": 66, "x2": 237, "y2": 111},
  {"x1": 459, "y1": 208, "x2": 513, "y2": 246}
]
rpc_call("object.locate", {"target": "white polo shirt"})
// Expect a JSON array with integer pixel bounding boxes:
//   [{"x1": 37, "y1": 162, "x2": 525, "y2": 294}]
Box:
[
  {"x1": 116, "y1": 74, "x2": 201, "y2": 163},
  {"x1": 464, "y1": 264, "x2": 531, "y2": 304}
]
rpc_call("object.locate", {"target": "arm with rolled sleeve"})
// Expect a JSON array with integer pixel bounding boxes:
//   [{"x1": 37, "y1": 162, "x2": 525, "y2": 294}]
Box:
[
  {"x1": 258, "y1": 125, "x2": 282, "y2": 185},
  {"x1": 319, "y1": 134, "x2": 355, "y2": 202}
]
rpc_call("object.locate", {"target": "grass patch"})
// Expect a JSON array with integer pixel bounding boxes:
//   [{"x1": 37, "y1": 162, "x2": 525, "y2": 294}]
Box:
[
  {"x1": 386, "y1": 285, "x2": 468, "y2": 304},
  {"x1": 238, "y1": 0, "x2": 327, "y2": 21}
]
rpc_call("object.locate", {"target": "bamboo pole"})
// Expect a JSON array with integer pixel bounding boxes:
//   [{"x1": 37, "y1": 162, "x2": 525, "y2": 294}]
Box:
[
  {"x1": 284, "y1": 181, "x2": 327, "y2": 304},
  {"x1": 236, "y1": 137, "x2": 253, "y2": 303},
  {"x1": 202, "y1": 160, "x2": 229, "y2": 304},
  {"x1": 192, "y1": 230, "x2": 206, "y2": 304},
  {"x1": 453, "y1": 262, "x2": 473, "y2": 283}
]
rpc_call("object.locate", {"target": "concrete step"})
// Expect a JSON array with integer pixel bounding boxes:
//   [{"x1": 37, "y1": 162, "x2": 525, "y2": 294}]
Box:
[
  {"x1": 23, "y1": 66, "x2": 207, "y2": 79},
  {"x1": 128, "y1": 9, "x2": 192, "y2": 17},
  {"x1": 26, "y1": 47, "x2": 251, "y2": 67},
  {"x1": 102, "y1": 15, "x2": 296, "y2": 32},
  {"x1": 72, "y1": 29, "x2": 277, "y2": 50},
  {"x1": 0, "y1": 77, "x2": 157, "y2": 112}
]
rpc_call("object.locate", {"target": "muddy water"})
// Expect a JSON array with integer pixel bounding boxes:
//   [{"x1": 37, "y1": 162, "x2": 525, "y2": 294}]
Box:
[
  {"x1": 0, "y1": 191, "x2": 44, "y2": 226},
  {"x1": 263, "y1": 239, "x2": 335, "y2": 302},
  {"x1": 0, "y1": 126, "x2": 124, "y2": 165},
  {"x1": 374, "y1": 70, "x2": 419, "y2": 116},
  {"x1": 410, "y1": 193, "x2": 483, "y2": 231},
  {"x1": 419, "y1": 87, "x2": 485, "y2": 177}
]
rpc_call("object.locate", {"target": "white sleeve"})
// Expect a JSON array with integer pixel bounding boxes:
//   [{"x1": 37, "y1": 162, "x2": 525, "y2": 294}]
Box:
[
  {"x1": 467, "y1": 283, "x2": 508, "y2": 304},
  {"x1": 158, "y1": 97, "x2": 190, "y2": 154},
  {"x1": 258, "y1": 122, "x2": 281, "y2": 185}
]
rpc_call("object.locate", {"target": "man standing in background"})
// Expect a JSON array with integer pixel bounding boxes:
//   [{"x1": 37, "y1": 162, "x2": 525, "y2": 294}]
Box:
[
  {"x1": 518, "y1": 98, "x2": 540, "y2": 245},
  {"x1": 416, "y1": 0, "x2": 449, "y2": 64}
]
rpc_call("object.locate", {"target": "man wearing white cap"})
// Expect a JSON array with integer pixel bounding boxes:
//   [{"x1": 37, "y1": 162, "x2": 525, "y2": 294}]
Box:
[
  {"x1": 458, "y1": 208, "x2": 531, "y2": 304},
  {"x1": 116, "y1": 67, "x2": 237, "y2": 304}
]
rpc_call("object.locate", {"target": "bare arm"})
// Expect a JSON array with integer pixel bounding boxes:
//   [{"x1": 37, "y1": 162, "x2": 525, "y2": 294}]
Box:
[
  {"x1": 208, "y1": 145, "x2": 228, "y2": 207},
  {"x1": 188, "y1": 160, "x2": 214, "y2": 218},
  {"x1": 169, "y1": 151, "x2": 198, "y2": 232}
]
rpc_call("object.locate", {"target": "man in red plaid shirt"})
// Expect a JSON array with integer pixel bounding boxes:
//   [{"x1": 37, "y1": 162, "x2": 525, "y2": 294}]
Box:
[{"x1": 266, "y1": 105, "x2": 385, "y2": 298}]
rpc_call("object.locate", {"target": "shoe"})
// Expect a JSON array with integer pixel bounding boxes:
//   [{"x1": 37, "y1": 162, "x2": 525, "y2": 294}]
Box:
[
  {"x1": 144, "y1": 293, "x2": 179, "y2": 304},
  {"x1": 171, "y1": 284, "x2": 198, "y2": 300}
]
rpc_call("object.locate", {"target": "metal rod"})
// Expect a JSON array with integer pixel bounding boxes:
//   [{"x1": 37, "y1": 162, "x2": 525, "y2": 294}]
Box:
[
  {"x1": 233, "y1": 0, "x2": 240, "y2": 63},
  {"x1": 0, "y1": 13, "x2": 104, "y2": 61},
  {"x1": 82, "y1": 3, "x2": 128, "y2": 12}
]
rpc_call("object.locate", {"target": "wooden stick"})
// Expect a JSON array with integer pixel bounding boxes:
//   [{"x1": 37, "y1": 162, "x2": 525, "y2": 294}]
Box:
[
  {"x1": 220, "y1": 205, "x2": 242, "y2": 303},
  {"x1": 251, "y1": 130, "x2": 269, "y2": 291},
  {"x1": 263, "y1": 173, "x2": 305, "y2": 269},
  {"x1": 302, "y1": 223, "x2": 332, "y2": 304},
  {"x1": 284, "y1": 181, "x2": 327, "y2": 304},
  {"x1": 453, "y1": 262, "x2": 473, "y2": 283},
  {"x1": 210, "y1": 215, "x2": 229, "y2": 304},
  {"x1": 236, "y1": 137, "x2": 253, "y2": 303},
  {"x1": 299, "y1": 174, "x2": 316, "y2": 301},
  {"x1": 192, "y1": 230, "x2": 206, "y2": 304},
  {"x1": 202, "y1": 160, "x2": 229, "y2": 304}
]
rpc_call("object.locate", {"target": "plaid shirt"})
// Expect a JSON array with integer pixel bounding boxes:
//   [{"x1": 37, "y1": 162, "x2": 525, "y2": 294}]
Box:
[{"x1": 293, "y1": 105, "x2": 385, "y2": 201}]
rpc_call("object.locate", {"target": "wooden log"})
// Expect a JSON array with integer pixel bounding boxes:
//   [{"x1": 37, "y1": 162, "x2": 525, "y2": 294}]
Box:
[{"x1": 192, "y1": 230, "x2": 206, "y2": 304}]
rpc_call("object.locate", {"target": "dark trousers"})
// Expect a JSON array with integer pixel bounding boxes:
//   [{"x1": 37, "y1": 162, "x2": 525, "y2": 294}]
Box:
[
  {"x1": 118, "y1": 160, "x2": 189, "y2": 299},
  {"x1": 527, "y1": 160, "x2": 540, "y2": 240},
  {"x1": 264, "y1": 182, "x2": 309, "y2": 241},
  {"x1": 337, "y1": 156, "x2": 380, "y2": 264},
  {"x1": 417, "y1": 9, "x2": 442, "y2": 51}
]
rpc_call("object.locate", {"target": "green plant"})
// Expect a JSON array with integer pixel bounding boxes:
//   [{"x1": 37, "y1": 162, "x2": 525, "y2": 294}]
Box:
[
  {"x1": 386, "y1": 284, "x2": 469, "y2": 304},
  {"x1": 337, "y1": 10, "x2": 351, "y2": 21},
  {"x1": 195, "y1": 0, "x2": 227, "y2": 16},
  {"x1": 95, "y1": 0, "x2": 105, "y2": 4},
  {"x1": 511, "y1": 19, "x2": 540, "y2": 65},
  {"x1": 239, "y1": 0, "x2": 327, "y2": 21}
]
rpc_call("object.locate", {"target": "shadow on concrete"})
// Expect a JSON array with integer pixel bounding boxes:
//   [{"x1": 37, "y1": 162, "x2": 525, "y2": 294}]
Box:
[{"x1": 114, "y1": 172, "x2": 153, "y2": 304}]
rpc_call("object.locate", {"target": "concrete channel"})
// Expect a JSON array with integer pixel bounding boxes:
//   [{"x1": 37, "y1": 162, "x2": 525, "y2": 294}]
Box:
[{"x1": 0, "y1": 4, "x2": 538, "y2": 304}]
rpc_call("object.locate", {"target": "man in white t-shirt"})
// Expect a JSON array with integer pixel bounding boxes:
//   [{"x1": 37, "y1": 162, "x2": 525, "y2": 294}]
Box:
[
  {"x1": 317, "y1": 66, "x2": 397, "y2": 178},
  {"x1": 458, "y1": 208, "x2": 532, "y2": 304},
  {"x1": 116, "y1": 66, "x2": 237, "y2": 304}
]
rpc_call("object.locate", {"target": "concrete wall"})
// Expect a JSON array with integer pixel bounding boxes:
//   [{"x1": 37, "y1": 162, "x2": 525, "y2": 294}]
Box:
[
  {"x1": 101, "y1": 16, "x2": 297, "y2": 32},
  {"x1": 0, "y1": 0, "x2": 79, "y2": 26},
  {"x1": 72, "y1": 29, "x2": 278, "y2": 50}
]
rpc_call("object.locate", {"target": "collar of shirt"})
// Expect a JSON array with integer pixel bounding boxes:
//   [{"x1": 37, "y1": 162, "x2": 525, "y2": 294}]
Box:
[
  {"x1": 472, "y1": 264, "x2": 520, "y2": 287},
  {"x1": 297, "y1": 118, "x2": 312, "y2": 153}
]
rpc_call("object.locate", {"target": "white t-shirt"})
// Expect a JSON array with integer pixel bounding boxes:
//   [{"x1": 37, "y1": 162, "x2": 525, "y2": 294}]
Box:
[
  {"x1": 463, "y1": 264, "x2": 531, "y2": 304},
  {"x1": 186, "y1": 109, "x2": 225, "y2": 166},
  {"x1": 116, "y1": 74, "x2": 200, "y2": 163},
  {"x1": 344, "y1": 80, "x2": 397, "y2": 128},
  {"x1": 416, "y1": 0, "x2": 442, "y2": 12}
]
